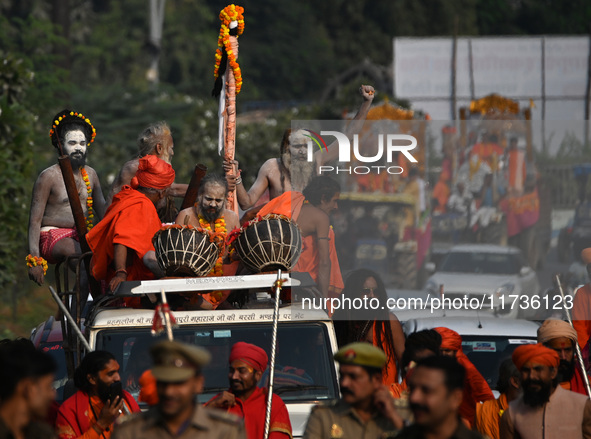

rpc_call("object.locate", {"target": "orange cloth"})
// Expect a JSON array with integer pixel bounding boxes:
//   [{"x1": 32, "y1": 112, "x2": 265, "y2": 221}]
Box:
[
  {"x1": 55, "y1": 390, "x2": 139, "y2": 439},
  {"x1": 573, "y1": 283, "x2": 591, "y2": 350},
  {"x1": 432, "y1": 180, "x2": 450, "y2": 214},
  {"x1": 373, "y1": 322, "x2": 398, "y2": 386},
  {"x1": 139, "y1": 370, "x2": 158, "y2": 405},
  {"x1": 435, "y1": 327, "x2": 462, "y2": 351},
  {"x1": 258, "y1": 191, "x2": 344, "y2": 295},
  {"x1": 475, "y1": 393, "x2": 508, "y2": 439},
  {"x1": 257, "y1": 191, "x2": 306, "y2": 219},
  {"x1": 508, "y1": 149, "x2": 526, "y2": 192},
  {"x1": 230, "y1": 342, "x2": 268, "y2": 372},
  {"x1": 209, "y1": 386, "x2": 292, "y2": 439},
  {"x1": 131, "y1": 155, "x2": 175, "y2": 190},
  {"x1": 390, "y1": 377, "x2": 408, "y2": 399},
  {"x1": 87, "y1": 186, "x2": 162, "y2": 284},
  {"x1": 512, "y1": 343, "x2": 560, "y2": 370},
  {"x1": 435, "y1": 327, "x2": 494, "y2": 425},
  {"x1": 560, "y1": 364, "x2": 589, "y2": 396}
]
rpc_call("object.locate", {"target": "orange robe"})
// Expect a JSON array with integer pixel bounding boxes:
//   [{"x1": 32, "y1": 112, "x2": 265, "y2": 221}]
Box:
[
  {"x1": 432, "y1": 180, "x2": 450, "y2": 214},
  {"x1": 87, "y1": 185, "x2": 162, "y2": 284},
  {"x1": 475, "y1": 393, "x2": 508, "y2": 439},
  {"x1": 257, "y1": 192, "x2": 344, "y2": 295},
  {"x1": 209, "y1": 386, "x2": 292, "y2": 439},
  {"x1": 55, "y1": 390, "x2": 139, "y2": 439},
  {"x1": 573, "y1": 283, "x2": 591, "y2": 351},
  {"x1": 457, "y1": 351, "x2": 495, "y2": 426},
  {"x1": 373, "y1": 322, "x2": 398, "y2": 386}
]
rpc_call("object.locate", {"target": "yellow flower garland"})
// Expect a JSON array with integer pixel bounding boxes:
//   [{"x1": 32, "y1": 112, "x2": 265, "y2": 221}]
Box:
[
  {"x1": 198, "y1": 214, "x2": 227, "y2": 277},
  {"x1": 49, "y1": 111, "x2": 96, "y2": 144},
  {"x1": 26, "y1": 254, "x2": 48, "y2": 275},
  {"x1": 213, "y1": 4, "x2": 245, "y2": 94},
  {"x1": 80, "y1": 168, "x2": 94, "y2": 231}
]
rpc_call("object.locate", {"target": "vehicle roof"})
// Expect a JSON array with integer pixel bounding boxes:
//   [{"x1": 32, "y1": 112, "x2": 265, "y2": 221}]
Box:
[
  {"x1": 447, "y1": 244, "x2": 521, "y2": 254},
  {"x1": 88, "y1": 305, "x2": 331, "y2": 329},
  {"x1": 403, "y1": 316, "x2": 540, "y2": 337}
]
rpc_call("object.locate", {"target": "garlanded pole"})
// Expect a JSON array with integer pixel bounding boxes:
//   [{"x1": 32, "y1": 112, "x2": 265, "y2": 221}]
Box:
[{"x1": 212, "y1": 4, "x2": 244, "y2": 214}]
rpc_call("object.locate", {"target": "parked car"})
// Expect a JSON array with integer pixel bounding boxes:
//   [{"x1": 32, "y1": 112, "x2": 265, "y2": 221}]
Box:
[
  {"x1": 403, "y1": 316, "x2": 539, "y2": 393},
  {"x1": 424, "y1": 244, "x2": 540, "y2": 319}
]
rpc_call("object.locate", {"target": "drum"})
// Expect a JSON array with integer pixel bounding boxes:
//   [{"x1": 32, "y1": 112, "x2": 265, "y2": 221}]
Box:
[
  {"x1": 233, "y1": 214, "x2": 302, "y2": 272},
  {"x1": 153, "y1": 225, "x2": 222, "y2": 277}
]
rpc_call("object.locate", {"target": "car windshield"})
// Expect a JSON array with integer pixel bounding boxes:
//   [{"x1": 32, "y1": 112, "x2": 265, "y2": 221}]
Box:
[
  {"x1": 575, "y1": 204, "x2": 591, "y2": 226},
  {"x1": 439, "y1": 251, "x2": 521, "y2": 274},
  {"x1": 462, "y1": 335, "x2": 536, "y2": 388},
  {"x1": 96, "y1": 322, "x2": 338, "y2": 405}
]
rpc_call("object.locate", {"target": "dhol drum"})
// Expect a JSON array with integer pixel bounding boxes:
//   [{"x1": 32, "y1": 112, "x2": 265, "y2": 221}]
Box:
[
  {"x1": 233, "y1": 214, "x2": 302, "y2": 273},
  {"x1": 153, "y1": 225, "x2": 222, "y2": 277}
]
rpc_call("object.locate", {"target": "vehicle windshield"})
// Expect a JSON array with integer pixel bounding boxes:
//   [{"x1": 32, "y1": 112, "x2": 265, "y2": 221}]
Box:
[
  {"x1": 96, "y1": 322, "x2": 338, "y2": 405},
  {"x1": 439, "y1": 251, "x2": 522, "y2": 274},
  {"x1": 575, "y1": 204, "x2": 591, "y2": 226},
  {"x1": 462, "y1": 335, "x2": 536, "y2": 388}
]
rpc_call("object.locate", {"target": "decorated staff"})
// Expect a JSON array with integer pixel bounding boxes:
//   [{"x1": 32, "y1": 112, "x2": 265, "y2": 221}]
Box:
[{"x1": 212, "y1": 4, "x2": 244, "y2": 214}]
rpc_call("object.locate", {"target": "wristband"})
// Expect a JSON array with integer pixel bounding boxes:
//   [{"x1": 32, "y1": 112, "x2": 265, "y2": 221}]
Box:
[
  {"x1": 115, "y1": 268, "x2": 128, "y2": 276},
  {"x1": 26, "y1": 254, "x2": 48, "y2": 275},
  {"x1": 235, "y1": 177, "x2": 242, "y2": 185}
]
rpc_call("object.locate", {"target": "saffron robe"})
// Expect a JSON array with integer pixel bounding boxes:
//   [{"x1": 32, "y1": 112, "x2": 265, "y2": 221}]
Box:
[
  {"x1": 209, "y1": 387, "x2": 292, "y2": 439},
  {"x1": 55, "y1": 390, "x2": 139, "y2": 439},
  {"x1": 87, "y1": 186, "x2": 162, "y2": 284}
]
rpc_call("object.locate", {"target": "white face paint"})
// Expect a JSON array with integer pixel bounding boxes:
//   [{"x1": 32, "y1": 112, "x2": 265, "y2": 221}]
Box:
[{"x1": 63, "y1": 130, "x2": 87, "y2": 157}]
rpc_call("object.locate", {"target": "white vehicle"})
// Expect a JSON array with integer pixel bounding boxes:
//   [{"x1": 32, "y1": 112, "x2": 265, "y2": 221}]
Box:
[
  {"x1": 424, "y1": 244, "x2": 541, "y2": 319},
  {"x1": 403, "y1": 316, "x2": 539, "y2": 393},
  {"x1": 59, "y1": 274, "x2": 340, "y2": 439}
]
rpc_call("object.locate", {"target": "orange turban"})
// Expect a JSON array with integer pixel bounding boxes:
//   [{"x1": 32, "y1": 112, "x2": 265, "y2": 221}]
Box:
[
  {"x1": 132, "y1": 155, "x2": 175, "y2": 190},
  {"x1": 435, "y1": 327, "x2": 462, "y2": 352},
  {"x1": 582, "y1": 248, "x2": 591, "y2": 264},
  {"x1": 512, "y1": 343, "x2": 560, "y2": 370},
  {"x1": 229, "y1": 342, "x2": 268, "y2": 372}
]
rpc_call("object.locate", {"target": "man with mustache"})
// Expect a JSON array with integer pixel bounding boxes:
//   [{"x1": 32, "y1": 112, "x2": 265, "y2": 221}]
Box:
[
  {"x1": 303, "y1": 342, "x2": 403, "y2": 439},
  {"x1": 206, "y1": 342, "x2": 292, "y2": 439},
  {"x1": 396, "y1": 355, "x2": 485, "y2": 439},
  {"x1": 537, "y1": 318, "x2": 589, "y2": 395},
  {"x1": 175, "y1": 173, "x2": 240, "y2": 308},
  {"x1": 225, "y1": 85, "x2": 375, "y2": 211},
  {"x1": 112, "y1": 340, "x2": 246, "y2": 439},
  {"x1": 500, "y1": 343, "x2": 591, "y2": 439},
  {"x1": 28, "y1": 109, "x2": 106, "y2": 287},
  {"x1": 56, "y1": 351, "x2": 140, "y2": 439}
]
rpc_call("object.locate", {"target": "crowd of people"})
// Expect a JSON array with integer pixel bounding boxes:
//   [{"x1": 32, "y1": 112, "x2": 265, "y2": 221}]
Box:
[{"x1": 13, "y1": 90, "x2": 591, "y2": 439}]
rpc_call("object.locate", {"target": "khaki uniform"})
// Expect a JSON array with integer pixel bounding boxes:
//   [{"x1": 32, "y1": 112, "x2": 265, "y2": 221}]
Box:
[
  {"x1": 112, "y1": 405, "x2": 246, "y2": 439},
  {"x1": 303, "y1": 400, "x2": 398, "y2": 439}
]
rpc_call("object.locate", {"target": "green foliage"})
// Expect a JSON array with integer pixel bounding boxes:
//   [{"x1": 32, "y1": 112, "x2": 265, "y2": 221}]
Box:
[{"x1": 0, "y1": 54, "x2": 36, "y2": 292}]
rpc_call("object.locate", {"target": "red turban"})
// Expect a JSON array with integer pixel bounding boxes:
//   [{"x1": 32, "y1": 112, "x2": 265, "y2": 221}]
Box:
[
  {"x1": 512, "y1": 343, "x2": 560, "y2": 370},
  {"x1": 435, "y1": 327, "x2": 462, "y2": 352},
  {"x1": 229, "y1": 342, "x2": 268, "y2": 372},
  {"x1": 131, "y1": 155, "x2": 175, "y2": 190}
]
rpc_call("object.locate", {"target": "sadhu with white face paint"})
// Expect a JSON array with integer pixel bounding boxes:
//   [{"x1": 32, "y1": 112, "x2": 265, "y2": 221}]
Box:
[
  {"x1": 27, "y1": 109, "x2": 106, "y2": 288},
  {"x1": 224, "y1": 85, "x2": 376, "y2": 211}
]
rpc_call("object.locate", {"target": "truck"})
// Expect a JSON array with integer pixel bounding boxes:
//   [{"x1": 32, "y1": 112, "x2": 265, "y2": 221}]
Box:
[
  {"x1": 430, "y1": 94, "x2": 551, "y2": 269},
  {"x1": 35, "y1": 264, "x2": 340, "y2": 438}
]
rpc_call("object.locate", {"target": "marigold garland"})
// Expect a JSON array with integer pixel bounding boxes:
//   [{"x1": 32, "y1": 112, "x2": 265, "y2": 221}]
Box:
[
  {"x1": 80, "y1": 168, "x2": 94, "y2": 231},
  {"x1": 213, "y1": 4, "x2": 245, "y2": 94},
  {"x1": 26, "y1": 254, "x2": 48, "y2": 275},
  {"x1": 198, "y1": 214, "x2": 227, "y2": 277},
  {"x1": 49, "y1": 111, "x2": 97, "y2": 144}
]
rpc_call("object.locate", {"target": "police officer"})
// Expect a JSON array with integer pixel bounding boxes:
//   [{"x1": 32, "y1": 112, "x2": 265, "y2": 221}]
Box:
[
  {"x1": 303, "y1": 342, "x2": 402, "y2": 439},
  {"x1": 112, "y1": 340, "x2": 246, "y2": 439}
]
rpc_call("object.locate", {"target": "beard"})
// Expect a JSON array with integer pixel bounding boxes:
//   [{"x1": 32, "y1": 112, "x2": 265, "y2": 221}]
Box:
[
  {"x1": 522, "y1": 379, "x2": 553, "y2": 408},
  {"x1": 281, "y1": 150, "x2": 315, "y2": 192},
  {"x1": 69, "y1": 152, "x2": 87, "y2": 169},
  {"x1": 200, "y1": 203, "x2": 223, "y2": 224},
  {"x1": 558, "y1": 359, "x2": 575, "y2": 382},
  {"x1": 96, "y1": 379, "x2": 111, "y2": 403}
]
